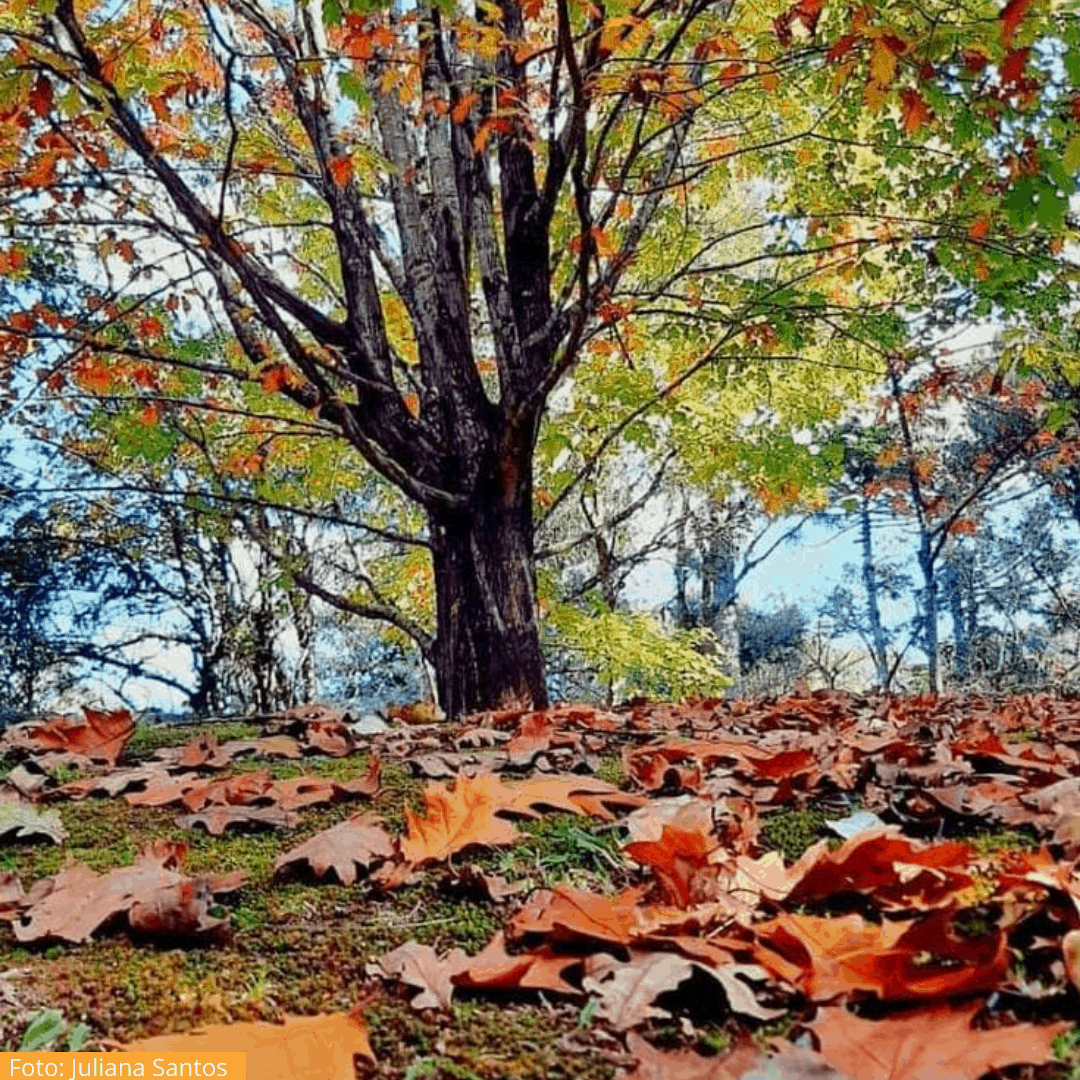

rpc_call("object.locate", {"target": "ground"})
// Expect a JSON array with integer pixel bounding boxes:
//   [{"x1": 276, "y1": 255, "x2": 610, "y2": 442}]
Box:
[{"x1": 1, "y1": 693, "x2": 1079, "y2": 1079}]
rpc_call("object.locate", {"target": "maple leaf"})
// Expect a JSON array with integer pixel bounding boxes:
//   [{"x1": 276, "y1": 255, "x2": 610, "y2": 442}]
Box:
[
  {"x1": 810, "y1": 1001, "x2": 1069, "y2": 1080},
  {"x1": 122, "y1": 1013, "x2": 375, "y2": 1075},
  {"x1": 274, "y1": 814, "x2": 396, "y2": 886},
  {"x1": 400, "y1": 773, "x2": 521, "y2": 865}
]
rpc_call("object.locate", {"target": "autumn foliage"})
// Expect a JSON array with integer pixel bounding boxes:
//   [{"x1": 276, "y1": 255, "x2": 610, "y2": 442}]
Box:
[{"x1": 3, "y1": 691, "x2": 1080, "y2": 1076}]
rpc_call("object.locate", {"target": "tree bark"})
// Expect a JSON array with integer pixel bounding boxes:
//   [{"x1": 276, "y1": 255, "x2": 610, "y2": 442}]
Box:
[{"x1": 428, "y1": 440, "x2": 547, "y2": 718}]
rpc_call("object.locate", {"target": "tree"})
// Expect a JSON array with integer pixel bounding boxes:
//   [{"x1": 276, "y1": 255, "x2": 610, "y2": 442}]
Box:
[{"x1": 1, "y1": 0, "x2": 1076, "y2": 715}]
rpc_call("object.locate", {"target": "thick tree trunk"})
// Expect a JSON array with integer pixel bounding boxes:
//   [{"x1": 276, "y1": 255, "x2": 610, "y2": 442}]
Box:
[{"x1": 428, "y1": 446, "x2": 548, "y2": 718}]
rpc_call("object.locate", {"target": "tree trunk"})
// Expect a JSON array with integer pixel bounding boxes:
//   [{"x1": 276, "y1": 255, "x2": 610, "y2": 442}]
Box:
[
  {"x1": 859, "y1": 495, "x2": 891, "y2": 687},
  {"x1": 428, "y1": 446, "x2": 548, "y2": 718}
]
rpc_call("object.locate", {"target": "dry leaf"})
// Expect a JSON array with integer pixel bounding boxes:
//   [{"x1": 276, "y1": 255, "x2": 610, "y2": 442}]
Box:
[
  {"x1": 400, "y1": 773, "x2": 521, "y2": 865},
  {"x1": 274, "y1": 815, "x2": 396, "y2": 885},
  {"x1": 367, "y1": 940, "x2": 470, "y2": 1010},
  {"x1": 810, "y1": 1001, "x2": 1068, "y2": 1080},
  {"x1": 121, "y1": 1013, "x2": 374, "y2": 1076}
]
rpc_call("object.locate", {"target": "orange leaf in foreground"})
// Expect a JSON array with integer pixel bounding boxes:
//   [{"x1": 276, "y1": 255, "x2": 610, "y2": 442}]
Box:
[
  {"x1": 810, "y1": 1001, "x2": 1068, "y2": 1080},
  {"x1": 624, "y1": 801, "x2": 720, "y2": 908},
  {"x1": 753, "y1": 910, "x2": 1009, "y2": 1001},
  {"x1": 400, "y1": 773, "x2": 520, "y2": 865},
  {"x1": 122, "y1": 1013, "x2": 374, "y2": 1076}
]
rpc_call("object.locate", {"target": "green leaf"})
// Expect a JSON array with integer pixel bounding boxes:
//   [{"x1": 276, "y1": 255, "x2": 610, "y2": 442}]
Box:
[
  {"x1": 20, "y1": 1010, "x2": 66, "y2": 1052},
  {"x1": 1064, "y1": 135, "x2": 1080, "y2": 177}
]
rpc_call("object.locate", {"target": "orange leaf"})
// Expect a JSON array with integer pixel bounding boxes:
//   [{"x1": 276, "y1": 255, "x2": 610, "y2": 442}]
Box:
[
  {"x1": 0, "y1": 249, "x2": 26, "y2": 275},
  {"x1": 138, "y1": 315, "x2": 164, "y2": 339},
  {"x1": 400, "y1": 774, "x2": 521, "y2": 866},
  {"x1": 25, "y1": 707, "x2": 135, "y2": 765},
  {"x1": 261, "y1": 363, "x2": 295, "y2": 393},
  {"x1": 327, "y1": 154, "x2": 353, "y2": 187},
  {"x1": 451, "y1": 91, "x2": 480, "y2": 124},
  {"x1": 899, "y1": 88, "x2": 931, "y2": 134},
  {"x1": 402, "y1": 391, "x2": 420, "y2": 417},
  {"x1": 810, "y1": 1001, "x2": 1067, "y2": 1080},
  {"x1": 968, "y1": 217, "x2": 991, "y2": 240},
  {"x1": 123, "y1": 1014, "x2": 375, "y2": 1075},
  {"x1": 22, "y1": 151, "x2": 58, "y2": 189}
]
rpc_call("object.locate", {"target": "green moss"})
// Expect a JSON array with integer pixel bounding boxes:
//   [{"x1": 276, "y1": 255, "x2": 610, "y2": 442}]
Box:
[
  {"x1": 593, "y1": 755, "x2": 625, "y2": 787},
  {"x1": 761, "y1": 806, "x2": 828, "y2": 862}
]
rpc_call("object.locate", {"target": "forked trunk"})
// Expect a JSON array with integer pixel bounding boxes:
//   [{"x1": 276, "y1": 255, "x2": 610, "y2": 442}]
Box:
[{"x1": 428, "y1": 453, "x2": 548, "y2": 718}]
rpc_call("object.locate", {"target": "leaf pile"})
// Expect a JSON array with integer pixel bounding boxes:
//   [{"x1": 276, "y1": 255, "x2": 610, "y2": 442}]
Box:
[{"x1": 2, "y1": 691, "x2": 1080, "y2": 1078}]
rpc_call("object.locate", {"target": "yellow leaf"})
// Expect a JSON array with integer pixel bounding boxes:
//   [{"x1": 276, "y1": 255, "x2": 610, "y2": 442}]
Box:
[{"x1": 869, "y1": 39, "x2": 898, "y2": 87}]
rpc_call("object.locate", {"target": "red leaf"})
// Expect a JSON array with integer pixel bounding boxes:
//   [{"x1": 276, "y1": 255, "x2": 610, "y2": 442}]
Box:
[
  {"x1": 1000, "y1": 0, "x2": 1033, "y2": 46},
  {"x1": 327, "y1": 154, "x2": 353, "y2": 187},
  {"x1": 826, "y1": 34, "x2": 858, "y2": 62},
  {"x1": 1000, "y1": 47, "x2": 1030, "y2": 85},
  {"x1": 899, "y1": 89, "x2": 931, "y2": 134},
  {"x1": 28, "y1": 75, "x2": 53, "y2": 118}
]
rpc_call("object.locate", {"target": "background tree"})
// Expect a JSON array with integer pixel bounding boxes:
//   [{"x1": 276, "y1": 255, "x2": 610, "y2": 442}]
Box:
[{"x1": 1, "y1": 0, "x2": 1076, "y2": 714}]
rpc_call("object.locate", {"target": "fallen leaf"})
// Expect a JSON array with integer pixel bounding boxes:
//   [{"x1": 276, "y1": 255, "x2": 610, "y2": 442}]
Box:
[
  {"x1": 121, "y1": 1012, "x2": 374, "y2": 1075},
  {"x1": 452, "y1": 930, "x2": 583, "y2": 995},
  {"x1": 10, "y1": 845, "x2": 245, "y2": 943},
  {"x1": 0, "y1": 793, "x2": 66, "y2": 844},
  {"x1": 623, "y1": 1032, "x2": 770, "y2": 1080},
  {"x1": 400, "y1": 773, "x2": 520, "y2": 865},
  {"x1": 175, "y1": 804, "x2": 300, "y2": 835},
  {"x1": 22, "y1": 708, "x2": 134, "y2": 765},
  {"x1": 367, "y1": 940, "x2": 470, "y2": 1010},
  {"x1": 810, "y1": 1001, "x2": 1068, "y2": 1080},
  {"x1": 274, "y1": 815, "x2": 396, "y2": 885},
  {"x1": 582, "y1": 950, "x2": 695, "y2": 1030}
]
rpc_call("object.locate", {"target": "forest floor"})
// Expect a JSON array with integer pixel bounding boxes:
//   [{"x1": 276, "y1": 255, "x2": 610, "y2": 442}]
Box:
[{"x1": 1, "y1": 692, "x2": 1080, "y2": 1079}]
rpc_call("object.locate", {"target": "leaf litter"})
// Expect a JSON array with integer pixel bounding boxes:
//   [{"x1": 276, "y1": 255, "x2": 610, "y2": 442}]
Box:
[{"x1": 2, "y1": 691, "x2": 1080, "y2": 1076}]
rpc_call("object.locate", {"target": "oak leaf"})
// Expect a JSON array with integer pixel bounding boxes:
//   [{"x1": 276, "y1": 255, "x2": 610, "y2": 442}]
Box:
[
  {"x1": 508, "y1": 884, "x2": 643, "y2": 946},
  {"x1": 176, "y1": 804, "x2": 300, "y2": 835},
  {"x1": 9, "y1": 845, "x2": 245, "y2": 944},
  {"x1": 451, "y1": 930, "x2": 582, "y2": 995},
  {"x1": 810, "y1": 1001, "x2": 1068, "y2": 1080},
  {"x1": 400, "y1": 773, "x2": 520, "y2": 865},
  {"x1": 23, "y1": 707, "x2": 134, "y2": 765},
  {"x1": 121, "y1": 1013, "x2": 374, "y2": 1075},
  {"x1": 0, "y1": 792, "x2": 66, "y2": 844},
  {"x1": 274, "y1": 815, "x2": 395, "y2": 885},
  {"x1": 367, "y1": 941, "x2": 471, "y2": 1010}
]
